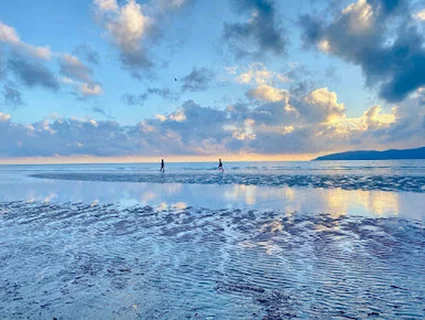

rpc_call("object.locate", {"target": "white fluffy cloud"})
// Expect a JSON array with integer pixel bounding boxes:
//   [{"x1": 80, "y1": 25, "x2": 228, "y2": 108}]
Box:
[
  {"x1": 0, "y1": 22, "x2": 52, "y2": 60},
  {"x1": 81, "y1": 83, "x2": 103, "y2": 96},
  {"x1": 94, "y1": 0, "x2": 153, "y2": 73},
  {"x1": 247, "y1": 85, "x2": 289, "y2": 103},
  {"x1": 414, "y1": 9, "x2": 425, "y2": 21},
  {"x1": 94, "y1": 0, "x2": 118, "y2": 12},
  {"x1": 1, "y1": 88, "x2": 423, "y2": 158},
  {"x1": 341, "y1": 0, "x2": 374, "y2": 33},
  {"x1": 0, "y1": 112, "x2": 11, "y2": 121},
  {"x1": 93, "y1": 0, "x2": 192, "y2": 75},
  {"x1": 233, "y1": 63, "x2": 290, "y2": 85},
  {"x1": 303, "y1": 88, "x2": 345, "y2": 123},
  {"x1": 106, "y1": 0, "x2": 150, "y2": 55}
]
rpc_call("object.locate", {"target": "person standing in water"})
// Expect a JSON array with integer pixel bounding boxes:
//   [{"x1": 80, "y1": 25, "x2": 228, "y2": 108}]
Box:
[
  {"x1": 218, "y1": 159, "x2": 224, "y2": 172},
  {"x1": 160, "y1": 159, "x2": 165, "y2": 172}
]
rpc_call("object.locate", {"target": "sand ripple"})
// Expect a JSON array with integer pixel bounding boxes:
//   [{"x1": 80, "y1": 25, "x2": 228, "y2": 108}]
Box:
[
  {"x1": 31, "y1": 172, "x2": 425, "y2": 193},
  {"x1": 1, "y1": 202, "x2": 425, "y2": 319}
]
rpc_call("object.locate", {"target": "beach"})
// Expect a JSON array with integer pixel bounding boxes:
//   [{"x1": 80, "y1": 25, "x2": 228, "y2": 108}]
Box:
[{"x1": 1, "y1": 161, "x2": 425, "y2": 319}]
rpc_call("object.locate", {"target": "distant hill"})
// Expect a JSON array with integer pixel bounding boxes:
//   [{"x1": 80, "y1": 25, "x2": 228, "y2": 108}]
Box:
[{"x1": 314, "y1": 146, "x2": 425, "y2": 161}]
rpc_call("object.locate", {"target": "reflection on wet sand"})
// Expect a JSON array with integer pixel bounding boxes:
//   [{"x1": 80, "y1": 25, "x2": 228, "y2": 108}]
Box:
[
  {"x1": 225, "y1": 184, "x2": 258, "y2": 205},
  {"x1": 323, "y1": 188, "x2": 400, "y2": 217},
  {"x1": 0, "y1": 177, "x2": 424, "y2": 219},
  {"x1": 157, "y1": 201, "x2": 188, "y2": 211},
  {"x1": 2, "y1": 201, "x2": 425, "y2": 319},
  {"x1": 226, "y1": 184, "x2": 407, "y2": 218}
]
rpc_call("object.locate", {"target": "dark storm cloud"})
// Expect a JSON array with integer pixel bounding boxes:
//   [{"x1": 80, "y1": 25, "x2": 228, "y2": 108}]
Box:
[
  {"x1": 300, "y1": 0, "x2": 425, "y2": 102},
  {"x1": 223, "y1": 0, "x2": 287, "y2": 58},
  {"x1": 7, "y1": 54, "x2": 59, "y2": 91}
]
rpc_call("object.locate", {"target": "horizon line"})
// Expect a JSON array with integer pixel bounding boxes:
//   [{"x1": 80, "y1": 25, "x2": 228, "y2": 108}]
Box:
[{"x1": 0, "y1": 153, "x2": 320, "y2": 165}]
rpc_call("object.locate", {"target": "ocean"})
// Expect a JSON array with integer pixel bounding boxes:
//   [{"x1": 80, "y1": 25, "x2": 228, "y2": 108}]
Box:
[{"x1": 1, "y1": 160, "x2": 425, "y2": 319}]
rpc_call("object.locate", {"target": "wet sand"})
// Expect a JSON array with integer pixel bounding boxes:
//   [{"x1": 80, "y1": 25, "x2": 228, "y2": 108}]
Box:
[
  {"x1": 1, "y1": 164, "x2": 425, "y2": 319},
  {"x1": 1, "y1": 202, "x2": 425, "y2": 319}
]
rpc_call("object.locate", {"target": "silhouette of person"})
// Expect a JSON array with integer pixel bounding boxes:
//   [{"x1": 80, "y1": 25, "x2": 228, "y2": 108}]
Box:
[
  {"x1": 160, "y1": 159, "x2": 165, "y2": 172},
  {"x1": 218, "y1": 159, "x2": 224, "y2": 172}
]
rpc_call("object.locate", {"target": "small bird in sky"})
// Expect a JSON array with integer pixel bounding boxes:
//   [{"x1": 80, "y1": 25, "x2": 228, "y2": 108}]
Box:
[{"x1": 174, "y1": 78, "x2": 178, "y2": 81}]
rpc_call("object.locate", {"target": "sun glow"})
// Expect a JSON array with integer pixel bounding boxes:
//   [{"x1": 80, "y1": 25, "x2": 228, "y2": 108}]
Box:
[{"x1": 0, "y1": 153, "x2": 320, "y2": 165}]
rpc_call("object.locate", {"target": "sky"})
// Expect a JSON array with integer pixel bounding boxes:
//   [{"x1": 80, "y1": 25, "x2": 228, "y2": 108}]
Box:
[{"x1": 1, "y1": 0, "x2": 425, "y2": 162}]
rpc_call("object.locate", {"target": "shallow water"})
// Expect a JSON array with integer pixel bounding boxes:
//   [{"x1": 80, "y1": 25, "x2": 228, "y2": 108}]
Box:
[
  {"x1": 1, "y1": 161, "x2": 425, "y2": 319},
  {"x1": 21, "y1": 159, "x2": 425, "y2": 193},
  {"x1": 1, "y1": 177, "x2": 425, "y2": 219},
  {"x1": 4, "y1": 159, "x2": 425, "y2": 176}
]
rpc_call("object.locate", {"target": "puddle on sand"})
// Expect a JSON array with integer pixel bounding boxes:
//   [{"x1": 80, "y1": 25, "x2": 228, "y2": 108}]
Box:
[{"x1": 0, "y1": 178, "x2": 425, "y2": 219}]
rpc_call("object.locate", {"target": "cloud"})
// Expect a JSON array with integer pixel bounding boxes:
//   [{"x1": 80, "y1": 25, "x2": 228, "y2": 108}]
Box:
[
  {"x1": 367, "y1": 0, "x2": 405, "y2": 14},
  {"x1": 1, "y1": 87, "x2": 424, "y2": 158},
  {"x1": 0, "y1": 21, "x2": 62, "y2": 98},
  {"x1": 234, "y1": 63, "x2": 289, "y2": 85},
  {"x1": 81, "y1": 83, "x2": 103, "y2": 96},
  {"x1": 94, "y1": 0, "x2": 152, "y2": 74},
  {"x1": 92, "y1": 106, "x2": 115, "y2": 119},
  {"x1": 362, "y1": 105, "x2": 396, "y2": 129},
  {"x1": 0, "y1": 49, "x2": 4, "y2": 79},
  {"x1": 7, "y1": 54, "x2": 59, "y2": 91},
  {"x1": 122, "y1": 66, "x2": 214, "y2": 105},
  {"x1": 1, "y1": 21, "x2": 101, "y2": 99},
  {"x1": 73, "y1": 44, "x2": 100, "y2": 65},
  {"x1": 300, "y1": 0, "x2": 425, "y2": 102},
  {"x1": 93, "y1": 0, "x2": 192, "y2": 77},
  {"x1": 0, "y1": 112, "x2": 10, "y2": 121},
  {"x1": 301, "y1": 88, "x2": 345, "y2": 123},
  {"x1": 414, "y1": 9, "x2": 425, "y2": 21},
  {"x1": 341, "y1": 0, "x2": 374, "y2": 32},
  {"x1": 223, "y1": 0, "x2": 287, "y2": 58},
  {"x1": 247, "y1": 84, "x2": 289, "y2": 102},
  {"x1": 59, "y1": 54, "x2": 93, "y2": 83},
  {"x1": 0, "y1": 21, "x2": 51, "y2": 60},
  {"x1": 245, "y1": 86, "x2": 345, "y2": 125},
  {"x1": 58, "y1": 54, "x2": 102, "y2": 97},
  {"x1": 94, "y1": 0, "x2": 118, "y2": 12},
  {"x1": 122, "y1": 93, "x2": 141, "y2": 105},
  {"x1": 157, "y1": 0, "x2": 189, "y2": 10},
  {"x1": 57, "y1": 50, "x2": 102, "y2": 98},
  {"x1": 123, "y1": 87, "x2": 178, "y2": 105},
  {"x1": 3, "y1": 82, "x2": 23, "y2": 107},
  {"x1": 181, "y1": 67, "x2": 214, "y2": 91}
]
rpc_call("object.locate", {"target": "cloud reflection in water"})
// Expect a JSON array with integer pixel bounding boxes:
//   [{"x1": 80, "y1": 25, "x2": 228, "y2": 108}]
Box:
[{"x1": 0, "y1": 177, "x2": 423, "y2": 219}]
